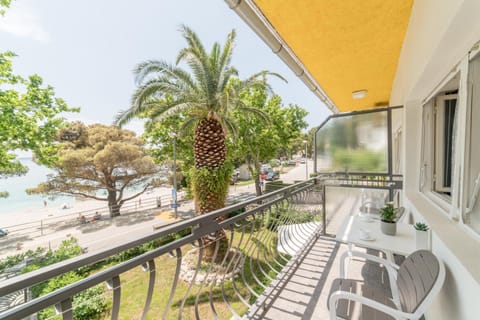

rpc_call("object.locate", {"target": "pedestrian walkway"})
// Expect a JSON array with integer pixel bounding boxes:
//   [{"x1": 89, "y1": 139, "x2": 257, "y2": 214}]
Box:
[{"x1": 0, "y1": 161, "x2": 312, "y2": 260}]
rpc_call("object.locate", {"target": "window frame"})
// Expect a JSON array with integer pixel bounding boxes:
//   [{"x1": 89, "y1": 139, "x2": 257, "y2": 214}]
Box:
[
  {"x1": 420, "y1": 71, "x2": 462, "y2": 217},
  {"x1": 433, "y1": 93, "x2": 457, "y2": 194},
  {"x1": 461, "y1": 48, "x2": 480, "y2": 236}
]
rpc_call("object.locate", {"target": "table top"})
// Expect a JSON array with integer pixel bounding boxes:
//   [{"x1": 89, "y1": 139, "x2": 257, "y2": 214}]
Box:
[{"x1": 336, "y1": 215, "x2": 416, "y2": 256}]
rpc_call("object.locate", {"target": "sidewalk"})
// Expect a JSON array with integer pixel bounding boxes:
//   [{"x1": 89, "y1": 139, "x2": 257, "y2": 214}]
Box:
[{"x1": 0, "y1": 161, "x2": 312, "y2": 260}]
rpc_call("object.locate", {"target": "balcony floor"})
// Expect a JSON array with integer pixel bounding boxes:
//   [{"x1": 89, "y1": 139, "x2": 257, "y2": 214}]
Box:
[{"x1": 247, "y1": 191, "x2": 401, "y2": 320}]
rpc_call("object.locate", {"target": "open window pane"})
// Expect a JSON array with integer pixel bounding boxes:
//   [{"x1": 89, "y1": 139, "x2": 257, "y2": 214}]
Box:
[
  {"x1": 465, "y1": 54, "x2": 480, "y2": 233},
  {"x1": 434, "y1": 94, "x2": 457, "y2": 194}
]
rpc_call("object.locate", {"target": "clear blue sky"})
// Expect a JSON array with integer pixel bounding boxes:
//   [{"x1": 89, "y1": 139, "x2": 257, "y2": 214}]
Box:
[{"x1": 0, "y1": 0, "x2": 330, "y2": 133}]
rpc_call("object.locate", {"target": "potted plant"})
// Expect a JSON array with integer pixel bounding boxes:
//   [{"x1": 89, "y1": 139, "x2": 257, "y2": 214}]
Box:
[
  {"x1": 414, "y1": 222, "x2": 430, "y2": 250},
  {"x1": 380, "y1": 202, "x2": 397, "y2": 235}
]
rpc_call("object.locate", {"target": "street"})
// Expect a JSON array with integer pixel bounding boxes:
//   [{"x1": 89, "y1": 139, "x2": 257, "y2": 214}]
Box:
[{"x1": 0, "y1": 161, "x2": 313, "y2": 259}]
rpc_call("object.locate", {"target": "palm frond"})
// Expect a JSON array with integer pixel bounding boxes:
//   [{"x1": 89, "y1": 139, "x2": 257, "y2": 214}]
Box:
[
  {"x1": 133, "y1": 60, "x2": 171, "y2": 85},
  {"x1": 178, "y1": 25, "x2": 208, "y2": 63},
  {"x1": 216, "y1": 30, "x2": 236, "y2": 92},
  {"x1": 238, "y1": 106, "x2": 271, "y2": 123},
  {"x1": 115, "y1": 82, "x2": 167, "y2": 127},
  {"x1": 151, "y1": 102, "x2": 195, "y2": 123},
  {"x1": 221, "y1": 116, "x2": 238, "y2": 139},
  {"x1": 179, "y1": 115, "x2": 202, "y2": 137}
]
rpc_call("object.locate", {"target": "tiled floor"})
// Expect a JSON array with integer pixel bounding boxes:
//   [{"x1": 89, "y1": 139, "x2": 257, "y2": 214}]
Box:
[{"x1": 247, "y1": 190, "x2": 398, "y2": 320}]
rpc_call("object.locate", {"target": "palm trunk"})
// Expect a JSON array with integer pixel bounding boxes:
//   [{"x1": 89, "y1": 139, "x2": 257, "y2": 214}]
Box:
[{"x1": 192, "y1": 115, "x2": 231, "y2": 261}]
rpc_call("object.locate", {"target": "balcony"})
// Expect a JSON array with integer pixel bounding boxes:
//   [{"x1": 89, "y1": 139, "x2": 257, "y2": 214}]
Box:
[{"x1": 0, "y1": 172, "x2": 402, "y2": 320}]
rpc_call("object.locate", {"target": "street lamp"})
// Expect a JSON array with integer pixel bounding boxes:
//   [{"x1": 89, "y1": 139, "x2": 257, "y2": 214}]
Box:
[
  {"x1": 303, "y1": 140, "x2": 308, "y2": 180},
  {"x1": 169, "y1": 132, "x2": 178, "y2": 218}
]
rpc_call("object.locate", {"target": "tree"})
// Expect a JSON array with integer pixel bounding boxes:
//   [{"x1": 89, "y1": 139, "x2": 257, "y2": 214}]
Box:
[
  {"x1": 232, "y1": 88, "x2": 308, "y2": 196},
  {"x1": 115, "y1": 25, "x2": 281, "y2": 215},
  {"x1": 305, "y1": 126, "x2": 318, "y2": 158},
  {"x1": 142, "y1": 111, "x2": 194, "y2": 194},
  {"x1": 0, "y1": 51, "x2": 76, "y2": 197},
  {"x1": 0, "y1": 0, "x2": 11, "y2": 15},
  {"x1": 27, "y1": 123, "x2": 161, "y2": 217}
]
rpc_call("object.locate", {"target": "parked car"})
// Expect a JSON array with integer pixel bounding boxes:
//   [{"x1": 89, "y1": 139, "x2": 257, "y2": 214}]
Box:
[
  {"x1": 260, "y1": 164, "x2": 272, "y2": 173},
  {"x1": 300, "y1": 158, "x2": 306, "y2": 164},
  {"x1": 265, "y1": 171, "x2": 280, "y2": 181},
  {"x1": 0, "y1": 229, "x2": 8, "y2": 237}
]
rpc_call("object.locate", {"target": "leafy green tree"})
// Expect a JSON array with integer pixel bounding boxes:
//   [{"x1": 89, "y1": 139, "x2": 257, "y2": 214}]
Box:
[
  {"x1": 305, "y1": 126, "x2": 317, "y2": 158},
  {"x1": 27, "y1": 123, "x2": 161, "y2": 217},
  {"x1": 19, "y1": 238, "x2": 107, "y2": 320},
  {"x1": 0, "y1": 52, "x2": 76, "y2": 197},
  {"x1": 0, "y1": 0, "x2": 11, "y2": 15},
  {"x1": 115, "y1": 25, "x2": 281, "y2": 215},
  {"x1": 142, "y1": 111, "x2": 193, "y2": 194},
  {"x1": 232, "y1": 88, "x2": 308, "y2": 195}
]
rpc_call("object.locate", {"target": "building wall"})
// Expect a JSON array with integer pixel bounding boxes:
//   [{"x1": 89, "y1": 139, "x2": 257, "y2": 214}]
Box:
[
  {"x1": 392, "y1": 1, "x2": 480, "y2": 319},
  {"x1": 391, "y1": 0, "x2": 480, "y2": 104}
]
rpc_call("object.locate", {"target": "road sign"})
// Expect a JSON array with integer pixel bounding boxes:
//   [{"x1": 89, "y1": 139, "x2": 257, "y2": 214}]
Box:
[
  {"x1": 171, "y1": 188, "x2": 177, "y2": 199},
  {"x1": 170, "y1": 203, "x2": 178, "y2": 209}
]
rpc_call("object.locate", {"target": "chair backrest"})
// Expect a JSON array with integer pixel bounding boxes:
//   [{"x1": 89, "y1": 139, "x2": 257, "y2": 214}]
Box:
[{"x1": 396, "y1": 250, "x2": 445, "y2": 314}]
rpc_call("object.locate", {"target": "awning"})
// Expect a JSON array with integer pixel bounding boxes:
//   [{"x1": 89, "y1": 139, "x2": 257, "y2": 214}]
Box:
[{"x1": 226, "y1": 0, "x2": 413, "y2": 113}]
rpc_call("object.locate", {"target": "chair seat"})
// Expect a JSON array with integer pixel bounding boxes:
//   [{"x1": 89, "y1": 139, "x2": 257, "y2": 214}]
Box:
[{"x1": 328, "y1": 278, "x2": 398, "y2": 320}]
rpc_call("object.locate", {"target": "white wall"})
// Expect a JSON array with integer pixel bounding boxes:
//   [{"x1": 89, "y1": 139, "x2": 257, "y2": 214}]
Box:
[
  {"x1": 391, "y1": 0, "x2": 480, "y2": 105},
  {"x1": 392, "y1": 1, "x2": 480, "y2": 319}
]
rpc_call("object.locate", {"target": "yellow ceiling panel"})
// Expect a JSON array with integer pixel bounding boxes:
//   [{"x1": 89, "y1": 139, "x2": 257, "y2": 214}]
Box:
[{"x1": 254, "y1": 0, "x2": 413, "y2": 111}]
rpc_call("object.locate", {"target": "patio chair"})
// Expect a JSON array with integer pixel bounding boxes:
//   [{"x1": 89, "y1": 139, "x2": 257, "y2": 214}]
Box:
[{"x1": 328, "y1": 250, "x2": 445, "y2": 320}]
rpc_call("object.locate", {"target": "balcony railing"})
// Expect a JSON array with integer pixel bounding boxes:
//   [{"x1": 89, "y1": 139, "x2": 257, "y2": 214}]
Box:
[{"x1": 0, "y1": 174, "x2": 401, "y2": 320}]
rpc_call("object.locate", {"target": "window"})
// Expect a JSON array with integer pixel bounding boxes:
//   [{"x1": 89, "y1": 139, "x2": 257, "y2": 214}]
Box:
[
  {"x1": 420, "y1": 77, "x2": 459, "y2": 207},
  {"x1": 464, "y1": 52, "x2": 480, "y2": 234},
  {"x1": 420, "y1": 47, "x2": 480, "y2": 235},
  {"x1": 434, "y1": 93, "x2": 457, "y2": 195}
]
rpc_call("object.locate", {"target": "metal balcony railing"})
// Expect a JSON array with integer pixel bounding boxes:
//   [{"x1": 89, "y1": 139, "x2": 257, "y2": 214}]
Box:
[{"x1": 0, "y1": 175, "x2": 401, "y2": 320}]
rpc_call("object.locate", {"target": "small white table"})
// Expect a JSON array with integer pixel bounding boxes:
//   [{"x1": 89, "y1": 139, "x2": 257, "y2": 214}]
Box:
[{"x1": 336, "y1": 215, "x2": 416, "y2": 262}]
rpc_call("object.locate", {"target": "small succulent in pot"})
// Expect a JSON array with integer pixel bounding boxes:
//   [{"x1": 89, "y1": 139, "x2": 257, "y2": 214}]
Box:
[
  {"x1": 414, "y1": 222, "x2": 430, "y2": 249},
  {"x1": 414, "y1": 222, "x2": 429, "y2": 231}
]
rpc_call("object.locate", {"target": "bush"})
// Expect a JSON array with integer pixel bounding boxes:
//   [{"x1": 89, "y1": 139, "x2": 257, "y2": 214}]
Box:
[
  {"x1": 71, "y1": 286, "x2": 108, "y2": 320},
  {"x1": 38, "y1": 278, "x2": 107, "y2": 320},
  {"x1": 16, "y1": 238, "x2": 108, "y2": 320},
  {"x1": 0, "y1": 247, "x2": 46, "y2": 274},
  {"x1": 267, "y1": 207, "x2": 315, "y2": 230},
  {"x1": 332, "y1": 148, "x2": 387, "y2": 172}
]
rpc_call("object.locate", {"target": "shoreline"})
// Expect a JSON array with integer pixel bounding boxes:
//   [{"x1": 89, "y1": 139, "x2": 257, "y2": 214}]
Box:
[{"x1": 0, "y1": 186, "x2": 175, "y2": 228}]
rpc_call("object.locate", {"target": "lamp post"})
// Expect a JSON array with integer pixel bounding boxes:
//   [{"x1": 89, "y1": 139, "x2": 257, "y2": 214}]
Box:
[
  {"x1": 303, "y1": 140, "x2": 308, "y2": 180},
  {"x1": 169, "y1": 132, "x2": 178, "y2": 218}
]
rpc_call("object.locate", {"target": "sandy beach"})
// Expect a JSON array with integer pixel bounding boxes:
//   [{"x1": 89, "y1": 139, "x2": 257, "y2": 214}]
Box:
[
  {"x1": 0, "y1": 186, "x2": 176, "y2": 228},
  {"x1": 0, "y1": 163, "x2": 304, "y2": 260}
]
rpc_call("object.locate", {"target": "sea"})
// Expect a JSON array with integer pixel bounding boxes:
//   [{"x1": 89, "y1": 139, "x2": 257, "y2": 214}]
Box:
[{"x1": 0, "y1": 158, "x2": 73, "y2": 216}]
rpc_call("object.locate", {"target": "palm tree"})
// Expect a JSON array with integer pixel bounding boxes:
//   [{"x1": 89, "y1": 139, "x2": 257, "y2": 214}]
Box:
[{"x1": 116, "y1": 25, "x2": 282, "y2": 215}]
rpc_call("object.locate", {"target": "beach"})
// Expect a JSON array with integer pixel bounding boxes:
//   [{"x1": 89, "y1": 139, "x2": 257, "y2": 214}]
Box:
[
  {"x1": 0, "y1": 162, "x2": 305, "y2": 259},
  {"x1": 0, "y1": 186, "x2": 176, "y2": 228}
]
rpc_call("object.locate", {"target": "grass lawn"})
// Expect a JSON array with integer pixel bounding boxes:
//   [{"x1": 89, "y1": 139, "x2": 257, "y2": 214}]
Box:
[{"x1": 101, "y1": 221, "x2": 287, "y2": 320}]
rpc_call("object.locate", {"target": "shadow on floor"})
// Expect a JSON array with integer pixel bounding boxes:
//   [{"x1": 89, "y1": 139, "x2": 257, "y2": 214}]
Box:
[{"x1": 248, "y1": 236, "x2": 340, "y2": 320}]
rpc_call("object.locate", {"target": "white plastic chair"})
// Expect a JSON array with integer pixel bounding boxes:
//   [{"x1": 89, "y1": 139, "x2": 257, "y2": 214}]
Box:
[{"x1": 328, "y1": 250, "x2": 445, "y2": 320}]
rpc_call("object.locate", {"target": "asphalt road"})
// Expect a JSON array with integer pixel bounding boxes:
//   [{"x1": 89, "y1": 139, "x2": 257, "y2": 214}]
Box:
[{"x1": 0, "y1": 161, "x2": 313, "y2": 259}]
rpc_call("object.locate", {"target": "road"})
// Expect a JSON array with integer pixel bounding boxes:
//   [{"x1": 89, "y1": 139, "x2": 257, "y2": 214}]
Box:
[{"x1": 0, "y1": 161, "x2": 313, "y2": 259}]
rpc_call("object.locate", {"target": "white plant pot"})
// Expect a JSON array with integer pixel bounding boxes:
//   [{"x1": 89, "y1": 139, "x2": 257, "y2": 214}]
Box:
[
  {"x1": 416, "y1": 230, "x2": 430, "y2": 250},
  {"x1": 380, "y1": 220, "x2": 397, "y2": 236}
]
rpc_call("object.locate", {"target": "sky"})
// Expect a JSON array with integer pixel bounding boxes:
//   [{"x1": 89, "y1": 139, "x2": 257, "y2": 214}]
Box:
[{"x1": 0, "y1": 0, "x2": 331, "y2": 135}]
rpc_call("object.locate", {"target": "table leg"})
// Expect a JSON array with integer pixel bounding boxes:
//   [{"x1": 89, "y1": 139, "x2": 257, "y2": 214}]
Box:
[{"x1": 385, "y1": 251, "x2": 394, "y2": 262}]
